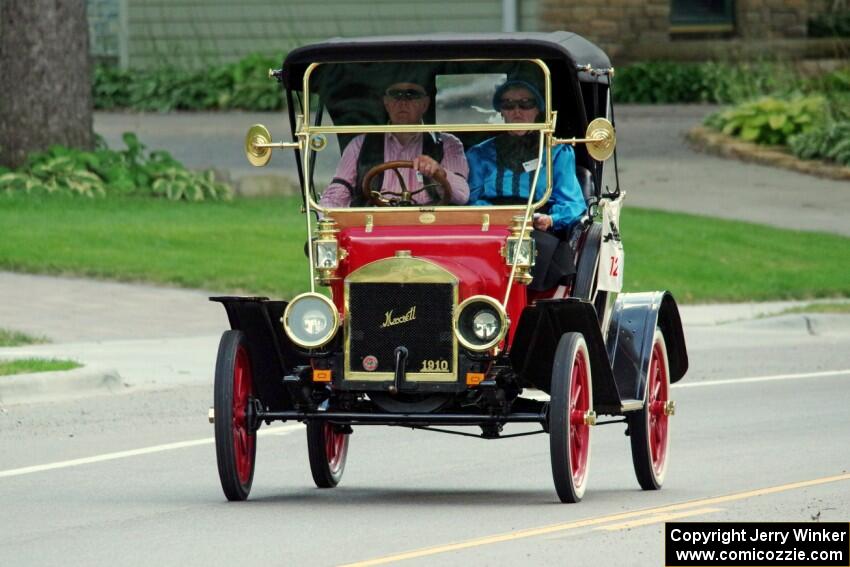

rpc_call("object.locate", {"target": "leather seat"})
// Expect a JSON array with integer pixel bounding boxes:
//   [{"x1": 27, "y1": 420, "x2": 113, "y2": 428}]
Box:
[{"x1": 575, "y1": 165, "x2": 595, "y2": 205}]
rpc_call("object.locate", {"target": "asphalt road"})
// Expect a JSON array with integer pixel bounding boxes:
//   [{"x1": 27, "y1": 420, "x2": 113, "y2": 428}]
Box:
[{"x1": 2, "y1": 313, "x2": 849, "y2": 566}]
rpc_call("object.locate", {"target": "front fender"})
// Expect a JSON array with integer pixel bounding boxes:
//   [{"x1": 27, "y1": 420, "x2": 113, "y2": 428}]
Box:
[
  {"x1": 509, "y1": 298, "x2": 623, "y2": 414},
  {"x1": 606, "y1": 291, "x2": 689, "y2": 405},
  {"x1": 210, "y1": 296, "x2": 308, "y2": 411}
]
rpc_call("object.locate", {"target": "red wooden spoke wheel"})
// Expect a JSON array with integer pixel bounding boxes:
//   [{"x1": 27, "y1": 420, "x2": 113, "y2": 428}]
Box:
[
  {"x1": 214, "y1": 330, "x2": 257, "y2": 501},
  {"x1": 550, "y1": 332, "x2": 593, "y2": 503},
  {"x1": 629, "y1": 328, "x2": 672, "y2": 490},
  {"x1": 307, "y1": 421, "x2": 350, "y2": 488}
]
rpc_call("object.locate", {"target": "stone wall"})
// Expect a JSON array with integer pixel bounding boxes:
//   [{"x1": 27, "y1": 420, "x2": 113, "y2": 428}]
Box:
[
  {"x1": 540, "y1": 0, "x2": 838, "y2": 63},
  {"x1": 736, "y1": 0, "x2": 807, "y2": 39},
  {"x1": 540, "y1": 0, "x2": 670, "y2": 61}
]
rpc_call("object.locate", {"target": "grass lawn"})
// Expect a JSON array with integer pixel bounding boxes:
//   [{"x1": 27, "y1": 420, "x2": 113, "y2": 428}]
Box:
[
  {"x1": 0, "y1": 328, "x2": 49, "y2": 347},
  {"x1": 0, "y1": 194, "x2": 307, "y2": 297},
  {"x1": 1, "y1": 194, "x2": 848, "y2": 303},
  {"x1": 621, "y1": 209, "x2": 850, "y2": 302},
  {"x1": 0, "y1": 358, "x2": 81, "y2": 376}
]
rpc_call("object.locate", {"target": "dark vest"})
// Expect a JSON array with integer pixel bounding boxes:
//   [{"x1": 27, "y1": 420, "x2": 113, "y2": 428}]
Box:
[{"x1": 332, "y1": 133, "x2": 444, "y2": 206}]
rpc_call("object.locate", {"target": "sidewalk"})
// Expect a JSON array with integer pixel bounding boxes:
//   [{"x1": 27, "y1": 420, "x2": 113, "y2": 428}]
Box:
[{"x1": 0, "y1": 272, "x2": 225, "y2": 404}]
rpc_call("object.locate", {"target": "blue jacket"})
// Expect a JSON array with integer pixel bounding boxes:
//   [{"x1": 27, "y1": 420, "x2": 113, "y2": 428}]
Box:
[{"x1": 466, "y1": 138, "x2": 586, "y2": 231}]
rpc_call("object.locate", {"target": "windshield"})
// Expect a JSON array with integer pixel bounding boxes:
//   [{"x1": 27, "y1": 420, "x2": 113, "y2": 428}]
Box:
[{"x1": 301, "y1": 60, "x2": 550, "y2": 211}]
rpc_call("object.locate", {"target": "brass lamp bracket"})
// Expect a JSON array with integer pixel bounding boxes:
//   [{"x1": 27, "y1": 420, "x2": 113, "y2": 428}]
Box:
[
  {"x1": 575, "y1": 64, "x2": 615, "y2": 78},
  {"x1": 552, "y1": 118, "x2": 616, "y2": 161},
  {"x1": 245, "y1": 124, "x2": 301, "y2": 167}
]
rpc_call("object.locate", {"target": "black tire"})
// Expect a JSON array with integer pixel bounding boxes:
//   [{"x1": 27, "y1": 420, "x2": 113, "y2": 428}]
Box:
[
  {"x1": 214, "y1": 330, "x2": 256, "y2": 501},
  {"x1": 306, "y1": 421, "x2": 349, "y2": 488},
  {"x1": 628, "y1": 329, "x2": 671, "y2": 490},
  {"x1": 549, "y1": 332, "x2": 593, "y2": 503}
]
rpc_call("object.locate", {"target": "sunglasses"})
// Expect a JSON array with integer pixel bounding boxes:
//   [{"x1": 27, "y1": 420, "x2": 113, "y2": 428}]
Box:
[
  {"x1": 385, "y1": 88, "x2": 428, "y2": 101},
  {"x1": 499, "y1": 98, "x2": 537, "y2": 110}
]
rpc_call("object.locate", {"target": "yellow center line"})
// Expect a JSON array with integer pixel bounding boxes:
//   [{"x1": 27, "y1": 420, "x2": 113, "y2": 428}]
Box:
[
  {"x1": 594, "y1": 507, "x2": 724, "y2": 531},
  {"x1": 339, "y1": 472, "x2": 850, "y2": 567}
]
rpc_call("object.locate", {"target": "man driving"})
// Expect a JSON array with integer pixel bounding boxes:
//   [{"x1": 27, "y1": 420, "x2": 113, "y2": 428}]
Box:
[{"x1": 319, "y1": 80, "x2": 469, "y2": 207}]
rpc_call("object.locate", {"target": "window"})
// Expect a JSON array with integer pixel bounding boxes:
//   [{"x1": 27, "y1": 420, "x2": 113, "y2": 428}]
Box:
[{"x1": 670, "y1": 0, "x2": 735, "y2": 33}]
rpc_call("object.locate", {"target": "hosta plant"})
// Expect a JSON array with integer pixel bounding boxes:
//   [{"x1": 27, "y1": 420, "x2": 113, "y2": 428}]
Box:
[
  {"x1": 0, "y1": 133, "x2": 232, "y2": 201},
  {"x1": 705, "y1": 95, "x2": 827, "y2": 145}
]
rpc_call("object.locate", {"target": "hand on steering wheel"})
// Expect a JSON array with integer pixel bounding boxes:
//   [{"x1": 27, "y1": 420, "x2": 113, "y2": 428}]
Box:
[{"x1": 361, "y1": 160, "x2": 453, "y2": 207}]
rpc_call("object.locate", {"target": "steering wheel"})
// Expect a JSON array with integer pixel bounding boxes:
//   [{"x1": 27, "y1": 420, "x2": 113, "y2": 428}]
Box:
[{"x1": 361, "y1": 160, "x2": 453, "y2": 207}]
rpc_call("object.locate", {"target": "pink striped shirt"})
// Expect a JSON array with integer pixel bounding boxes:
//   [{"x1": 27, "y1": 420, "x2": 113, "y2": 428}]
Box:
[{"x1": 319, "y1": 132, "x2": 470, "y2": 207}]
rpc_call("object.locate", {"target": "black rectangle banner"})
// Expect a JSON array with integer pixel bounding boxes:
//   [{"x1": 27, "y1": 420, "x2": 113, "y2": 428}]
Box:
[{"x1": 666, "y1": 522, "x2": 849, "y2": 567}]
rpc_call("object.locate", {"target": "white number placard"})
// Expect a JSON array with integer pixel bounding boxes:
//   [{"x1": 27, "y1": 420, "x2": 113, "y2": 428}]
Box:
[{"x1": 597, "y1": 199, "x2": 624, "y2": 292}]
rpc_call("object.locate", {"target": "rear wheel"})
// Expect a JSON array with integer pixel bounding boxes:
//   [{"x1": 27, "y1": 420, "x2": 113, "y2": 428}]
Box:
[
  {"x1": 214, "y1": 330, "x2": 256, "y2": 501},
  {"x1": 628, "y1": 329, "x2": 672, "y2": 490},
  {"x1": 307, "y1": 421, "x2": 349, "y2": 488},
  {"x1": 549, "y1": 332, "x2": 593, "y2": 503}
]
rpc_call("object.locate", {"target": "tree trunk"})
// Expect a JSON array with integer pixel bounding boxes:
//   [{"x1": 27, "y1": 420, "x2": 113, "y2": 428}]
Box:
[{"x1": 0, "y1": 0, "x2": 94, "y2": 169}]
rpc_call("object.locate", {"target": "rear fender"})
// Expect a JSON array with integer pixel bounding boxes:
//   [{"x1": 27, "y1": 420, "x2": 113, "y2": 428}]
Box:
[
  {"x1": 606, "y1": 291, "x2": 689, "y2": 405},
  {"x1": 210, "y1": 296, "x2": 307, "y2": 410},
  {"x1": 510, "y1": 299, "x2": 623, "y2": 414}
]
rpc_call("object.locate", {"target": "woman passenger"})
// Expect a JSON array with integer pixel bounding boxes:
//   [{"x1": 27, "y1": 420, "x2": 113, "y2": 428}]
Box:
[{"x1": 466, "y1": 80, "x2": 585, "y2": 233}]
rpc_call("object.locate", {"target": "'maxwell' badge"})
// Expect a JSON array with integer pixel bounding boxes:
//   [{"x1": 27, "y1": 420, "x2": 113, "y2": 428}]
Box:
[{"x1": 381, "y1": 306, "x2": 417, "y2": 328}]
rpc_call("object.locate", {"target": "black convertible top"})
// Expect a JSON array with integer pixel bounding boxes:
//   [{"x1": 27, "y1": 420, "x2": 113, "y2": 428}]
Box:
[{"x1": 282, "y1": 31, "x2": 612, "y2": 89}]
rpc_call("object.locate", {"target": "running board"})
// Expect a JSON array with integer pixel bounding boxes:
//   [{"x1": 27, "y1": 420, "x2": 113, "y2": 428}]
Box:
[{"x1": 619, "y1": 399, "x2": 644, "y2": 412}]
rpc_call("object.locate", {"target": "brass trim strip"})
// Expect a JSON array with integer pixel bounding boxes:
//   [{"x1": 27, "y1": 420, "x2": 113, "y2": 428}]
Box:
[
  {"x1": 305, "y1": 123, "x2": 547, "y2": 135},
  {"x1": 670, "y1": 23, "x2": 734, "y2": 33},
  {"x1": 346, "y1": 256, "x2": 460, "y2": 284},
  {"x1": 322, "y1": 208, "x2": 522, "y2": 229}
]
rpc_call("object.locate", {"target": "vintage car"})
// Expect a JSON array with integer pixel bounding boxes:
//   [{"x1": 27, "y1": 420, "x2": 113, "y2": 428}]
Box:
[{"x1": 210, "y1": 32, "x2": 688, "y2": 503}]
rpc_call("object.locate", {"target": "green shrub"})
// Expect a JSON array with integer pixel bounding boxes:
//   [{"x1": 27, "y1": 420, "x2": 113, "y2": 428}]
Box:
[
  {"x1": 807, "y1": 67, "x2": 850, "y2": 121},
  {"x1": 614, "y1": 61, "x2": 802, "y2": 104},
  {"x1": 808, "y1": 12, "x2": 850, "y2": 37},
  {"x1": 93, "y1": 53, "x2": 285, "y2": 111},
  {"x1": 0, "y1": 133, "x2": 232, "y2": 201},
  {"x1": 614, "y1": 62, "x2": 711, "y2": 103},
  {"x1": 704, "y1": 95, "x2": 827, "y2": 145},
  {"x1": 701, "y1": 61, "x2": 805, "y2": 104},
  {"x1": 789, "y1": 121, "x2": 850, "y2": 166}
]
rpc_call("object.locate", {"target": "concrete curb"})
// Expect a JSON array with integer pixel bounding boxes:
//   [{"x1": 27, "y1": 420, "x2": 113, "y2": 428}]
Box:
[
  {"x1": 0, "y1": 364, "x2": 124, "y2": 406},
  {"x1": 686, "y1": 126, "x2": 850, "y2": 182}
]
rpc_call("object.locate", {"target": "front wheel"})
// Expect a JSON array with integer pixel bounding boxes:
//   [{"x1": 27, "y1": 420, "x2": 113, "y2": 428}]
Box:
[
  {"x1": 628, "y1": 328, "x2": 672, "y2": 490},
  {"x1": 214, "y1": 330, "x2": 256, "y2": 501},
  {"x1": 549, "y1": 332, "x2": 593, "y2": 503},
  {"x1": 307, "y1": 421, "x2": 349, "y2": 488}
]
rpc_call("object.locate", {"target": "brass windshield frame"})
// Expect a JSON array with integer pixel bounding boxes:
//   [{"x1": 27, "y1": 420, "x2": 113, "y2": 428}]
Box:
[
  {"x1": 296, "y1": 58, "x2": 557, "y2": 301},
  {"x1": 299, "y1": 58, "x2": 555, "y2": 217}
]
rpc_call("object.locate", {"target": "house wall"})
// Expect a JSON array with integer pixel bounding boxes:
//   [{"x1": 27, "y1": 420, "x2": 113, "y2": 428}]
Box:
[
  {"x1": 87, "y1": 0, "x2": 122, "y2": 63},
  {"x1": 125, "y1": 0, "x2": 539, "y2": 69}
]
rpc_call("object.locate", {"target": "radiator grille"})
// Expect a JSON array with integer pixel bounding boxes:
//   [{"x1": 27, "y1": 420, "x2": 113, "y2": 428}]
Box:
[{"x1": 348, "y1": 282, "x2": 454, "y2": 376}]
